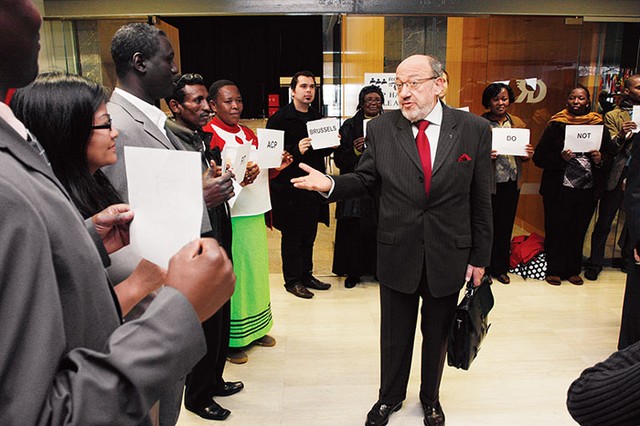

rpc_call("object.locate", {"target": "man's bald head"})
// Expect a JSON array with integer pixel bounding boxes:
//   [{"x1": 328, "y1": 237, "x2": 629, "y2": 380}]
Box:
[{"x1": 0, "y1": 0, "x2": 41, "y2": 90}]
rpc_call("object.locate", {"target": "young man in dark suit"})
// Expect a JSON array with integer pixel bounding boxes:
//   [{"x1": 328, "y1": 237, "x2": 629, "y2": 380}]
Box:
[{"x1": 292, "y1": 55, "x2": 493, "y2": 426}]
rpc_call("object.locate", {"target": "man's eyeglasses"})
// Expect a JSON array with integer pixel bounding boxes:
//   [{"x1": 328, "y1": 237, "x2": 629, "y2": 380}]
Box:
[
  {"x1": 91, "y1": 116, "x2": 112, "y2": 130},
  {"x1": 176, "y1": 73, "x2": 203, "y2": 85},
  {"x1": 395, "y1": 76, "x2": 439, "y2": 91}
]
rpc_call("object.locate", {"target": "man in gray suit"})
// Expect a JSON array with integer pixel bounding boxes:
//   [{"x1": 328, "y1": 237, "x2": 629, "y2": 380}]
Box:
[
  {"x1": 293, "y1": 55, "x2": 492, "y2": 426},
  {"x1": 0, "y1": 1, "x2": 235, "y2": 425},
  {"x1": 102, "y1": 23, "x2": 232, "y2": 424}
]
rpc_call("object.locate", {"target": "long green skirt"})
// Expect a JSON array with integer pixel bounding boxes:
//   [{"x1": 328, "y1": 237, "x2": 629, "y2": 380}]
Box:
[{"x1": 229, "y1": 214, "x2": 274, "y2": 348}]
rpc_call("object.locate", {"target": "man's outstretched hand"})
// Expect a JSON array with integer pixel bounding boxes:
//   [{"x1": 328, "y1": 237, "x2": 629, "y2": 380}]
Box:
[{"x1": 290, "y1": 163, "x2": 332, "y2": 193}]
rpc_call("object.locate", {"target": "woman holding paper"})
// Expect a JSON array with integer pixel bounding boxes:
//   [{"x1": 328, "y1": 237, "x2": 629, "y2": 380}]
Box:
[
  {"x1": 481, "y1": 83, "x2": 533, "y2": 284},
  {"x1": 333, "y1": 85, "x2": 384, "y2": 288},
  {"x1": 205, "y1": 79, "x2": 292, "y2": 363},
  {"x1": 533, "y1": 85, "x2": 608, "y2": 286},
  {"x1": 10, "y1": 72, "x2": 166, "y2": 316}
]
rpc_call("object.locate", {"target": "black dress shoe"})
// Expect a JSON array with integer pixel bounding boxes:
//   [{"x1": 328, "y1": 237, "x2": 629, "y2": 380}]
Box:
[
  {"x1": 303, "y1": 275, "x2": 331, "y2": 290},
  {"x1": 285, "y1": 283, "x2": 314, "y2": 299},
  {"x1": 189, "y1": 400, "x2": 230, "y2": 421},
  {"x1": 422, "y1": 401, "x2": 445, "y2": 426},
  {"x1": 365, "y1": 401, "x2": 402, "y2": 426},
  {"x1": 214, "y1": 381, "x2": 244, "y2": 396},
  {"x1": 345, "y1": 275, "x2": 359, "y2": 288}
]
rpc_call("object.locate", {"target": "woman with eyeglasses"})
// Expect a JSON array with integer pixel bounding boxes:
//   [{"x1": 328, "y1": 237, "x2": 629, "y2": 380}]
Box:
[
  {"x1": 533, "y1": 85, "x2": 609, "y2": 286},
  {"x1": 11, "y1": 72, "x2": 166, "y2": 316},
  {"x1": 332, "y1": 85, "x2": 384, "y2": 288},
  {"x1": 480, "y1": 82, "x2": 533, "y2": 285}
]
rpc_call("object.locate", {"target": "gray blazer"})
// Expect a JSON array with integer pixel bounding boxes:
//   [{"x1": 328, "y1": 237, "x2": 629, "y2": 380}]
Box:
[
  {"x1": 0, "y1": 117, "x2": 205, "y2": 425},
  {"x1": 103, "y1": 90, "x2": 211, "y2": 233},
  {"x1": 331, "y1": 105, "x2": 493, "y2": 297}
]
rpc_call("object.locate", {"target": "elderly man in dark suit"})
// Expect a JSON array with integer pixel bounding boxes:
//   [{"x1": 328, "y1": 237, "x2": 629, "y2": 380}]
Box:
[
  {"x1": 292, "y1": 54, "x2": 492, "y2": 426},
  {"x1": 0, "y1": 1, "x2": 235, "y2": 425}
]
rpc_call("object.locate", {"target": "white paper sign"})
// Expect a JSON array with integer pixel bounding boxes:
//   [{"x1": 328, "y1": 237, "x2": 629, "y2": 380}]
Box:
[
  {"x1": 363, "y1": 118, "x2": 372, "y2": 138},
  {"x1": 492, "y1": 128, "x2": 530, "y2": 156},
  {"x1": 256, "y1": 128, "x2": 284, "y2": 168},
  {"x1": 125, "y1": 146, "x2": 202, "y2": 269},
  {"x1": 307, "y1": 117, "x2": 340, "y2": 150},
  {"x1": 632, "y1": 105, "x2": 640, "y2": 133},
  {"x1": 223, "y1": 142, "x2": 252, "y2": 209},
  {"x1": 564, "y1": 125, "x2": 604, "y2": 152},
  {"x1": 457, "y1": 106, "x2": 470, "y2": 112},
  {"x1": 364, "y1": 72, "x2": 399, "y2": 110}
]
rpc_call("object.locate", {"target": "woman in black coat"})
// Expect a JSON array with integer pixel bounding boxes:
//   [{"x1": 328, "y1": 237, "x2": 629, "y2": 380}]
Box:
[{"x1": 332, "y1": 85, "x2": 383, "y2": 288}]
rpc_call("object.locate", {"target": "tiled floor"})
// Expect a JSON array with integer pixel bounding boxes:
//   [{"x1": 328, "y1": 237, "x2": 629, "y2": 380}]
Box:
[{"x1": 176, "y1": 218, "x2": 629, "y2": 425}]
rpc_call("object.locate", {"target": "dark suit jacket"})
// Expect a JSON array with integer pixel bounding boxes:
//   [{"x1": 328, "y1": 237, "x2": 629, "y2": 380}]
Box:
[
  {"x1": 0, "y1": 117, "x2": 205, "y2": 425},
  {"x1": 330, "y1": 105, "x2": 493, "y2": 297}
]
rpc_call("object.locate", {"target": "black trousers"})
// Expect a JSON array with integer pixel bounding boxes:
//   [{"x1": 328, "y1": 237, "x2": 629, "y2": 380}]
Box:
[
  {"x1": 588, "y1": 174, "x2": 625, "y2": 268},
  {"x1": 543, "y1": 187, "x2": 596, "y2": 278},
  {"x1": 490, "y1": 180, "x2": 520, "y2": 276},
  {"x1": 378, "y1": 267, "x2": 458, "y2": 406},
  {"x1": 184, "y1": 300, "x2": 230, "y2": 411},
  {"x1": 280, "y1": 205, "x2": 320, "y2": 286}
]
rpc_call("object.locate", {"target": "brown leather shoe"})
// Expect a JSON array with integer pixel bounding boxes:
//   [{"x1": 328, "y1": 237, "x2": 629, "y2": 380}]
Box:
[
  {"x1": 494, "y1": 273, "x2": 510, "y2": 284},
  {"x1": 285, "y1": 283, "x2": 314, "y2": 299},
  {"x1": 227, "y1": 348, "x2": 248, "y2": 364},
  {"x1": 568, "y1": 275, "x2": 584, "y2": 285},
  {"x1": 253, "y1": 334, "x2": 276, "y2": 347},
  {"x1": 546, "y1": 275, "x2": 561, "y2": 286}
]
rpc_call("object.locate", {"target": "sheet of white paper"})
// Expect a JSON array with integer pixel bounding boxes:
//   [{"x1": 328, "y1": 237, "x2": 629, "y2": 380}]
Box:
[
  {"x1": 456, "y1": 106, "x2": 470, "y2": 112},
  {"x1": 363, "y1": 118, "x2": 371, "y2": 138},
  {"x1": 125, "y1": 146, "x2": 202, "y2": 269},
  {"x1": 492, "y1": 128, "x2": 530, "y2": 156},
  {"x1": 223, "y1": 142, "x2": 252, "y2": 208},
  {"x1": 307, "y1": 117, "x2": 340, "y2": 150},
  {"x1": 256, "y1": 128, "x2": 284, "y2": 168},
  {"x1": 633, "y1": 105, "x2": 640, "y2": 133},
  {"x1": 563, "y1": 125, "x2": 604, "y2": 152},
  {"x1": 525, "y1": 77, "x2": 538, "y2": 90}
]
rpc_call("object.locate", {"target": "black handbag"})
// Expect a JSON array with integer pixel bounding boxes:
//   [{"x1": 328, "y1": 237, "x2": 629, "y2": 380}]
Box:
[{"x1": 447, "y1": 276, "x2": 494, "y2": 370}]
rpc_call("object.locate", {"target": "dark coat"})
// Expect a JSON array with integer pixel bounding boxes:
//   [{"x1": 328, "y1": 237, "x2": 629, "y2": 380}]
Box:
[{"x1": 266, "y1": 102, "x2": 334, "y2": 229}]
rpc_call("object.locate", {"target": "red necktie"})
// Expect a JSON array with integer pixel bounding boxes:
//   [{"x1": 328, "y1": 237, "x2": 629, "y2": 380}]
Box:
[{"x1": 416, "y1": 120, "x2": 431, "y2": 195}]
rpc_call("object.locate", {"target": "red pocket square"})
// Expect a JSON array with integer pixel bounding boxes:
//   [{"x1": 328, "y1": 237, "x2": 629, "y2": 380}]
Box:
[{"x1": 457, "y1": 153, "x2": 471, "y2": 162}]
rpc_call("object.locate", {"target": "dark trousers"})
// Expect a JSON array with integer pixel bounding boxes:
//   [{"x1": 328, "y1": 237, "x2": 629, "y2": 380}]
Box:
[
  {"x1": 280, "y1": 210, "x2": 319, "y2": 286},
  {"x1": 619, "y1": 259, "x2": 640, "y2": 350},
  {"x1": 184, "y1": 301, "x2": 230, "y2": 411},
  {"x1": 588, "y1": 177, "x2": 625, "y2": 269},
  {"x1": 378, "y1": 267, "x2": 458, "y2": 406},
  {"x1": 490, "y1": 180, "x2": 520, "y2": 276},
  {"x1": 543, "y1": 187, "x2": 596, "y2": 278}
]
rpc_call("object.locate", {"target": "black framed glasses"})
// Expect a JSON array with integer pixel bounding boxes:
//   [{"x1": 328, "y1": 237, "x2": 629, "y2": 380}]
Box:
[
  {"x1": 176, "y1": 73, "x2": 203, "y2": 86},
  {"x1": 91, "y1": 115, "x2": 112, "y2": 130}
]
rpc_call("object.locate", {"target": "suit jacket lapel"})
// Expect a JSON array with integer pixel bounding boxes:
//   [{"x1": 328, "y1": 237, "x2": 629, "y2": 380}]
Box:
[
  {"x1": 395, "y1": 112, "x2": 423, "y2": 172},
  {"x1": 432, "y1": 106, "x2": 458, "y2": 177},
  {"x1": 110, "y1": 92, "x2": 174, "y2": 150},
  {"x1": 0, "y1": 118, "x2": 72, "y2": 200}
]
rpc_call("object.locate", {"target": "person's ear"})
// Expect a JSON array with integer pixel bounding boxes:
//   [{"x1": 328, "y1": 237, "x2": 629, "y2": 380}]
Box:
[
  {"x1": 132, "y1": 52, "x2": 146, "y2": 73},
  {"x1": 208, "y1": 99, "x2": 217, "y2": 114},
  {"x1": 168, "y1": 99, "x2": 181, "y2": 115}
]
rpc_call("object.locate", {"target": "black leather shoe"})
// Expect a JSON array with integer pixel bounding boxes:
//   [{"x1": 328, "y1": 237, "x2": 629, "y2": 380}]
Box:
[
  {"x1": 345, "y1": 275, "x2": 359, "y2": 288},
  {"x1": 214, "y1": 381, "x2": 244, "y2": 397},
  {"x1": 422, "y1": 401, "x2": 445, "y2": 426},
  {"x1": 285, "y1": 283, "x2": 314, "y2": 299},
  {"x1": 304, "y1": 275, "x2": 331, "y2": 290},
  {"x1": 189, "y1": 401, "x2": 230, "y2": 421},
  {"x1": 365, "y1": 401, "x2": 402, "y2": 426}
]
